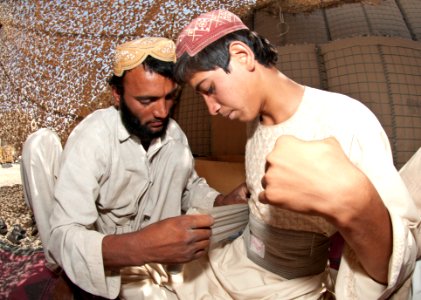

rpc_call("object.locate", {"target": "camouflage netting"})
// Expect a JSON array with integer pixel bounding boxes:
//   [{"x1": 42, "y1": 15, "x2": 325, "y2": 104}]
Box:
[
  {"x1": 0, "y1": 1, "x2": 252, "y2": 155},
  {"x1": 0, "y1": 0, "x2": 369, "y2": 157}
]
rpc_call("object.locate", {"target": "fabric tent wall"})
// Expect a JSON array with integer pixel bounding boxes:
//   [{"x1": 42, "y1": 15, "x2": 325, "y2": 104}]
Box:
[{"x1": 254, "y1": 0, "x2": 420, "y2": 45}]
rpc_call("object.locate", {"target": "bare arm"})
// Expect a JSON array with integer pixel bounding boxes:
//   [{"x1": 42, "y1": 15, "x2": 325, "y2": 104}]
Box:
[
  {"x1": 325, "y1": 163, "x2": 392, "y2": 284},
  {"x1": 102, "y1": 214, "x2": 214, "y2": 268},
  {"x1": 259, "y1": 135, "x2": 392, "y2": 283},
  {"x1": 213, "y1": 182, "x2": 249, "y2": 207}
]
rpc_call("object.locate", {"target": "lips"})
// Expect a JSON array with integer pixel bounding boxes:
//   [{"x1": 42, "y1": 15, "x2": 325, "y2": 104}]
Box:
[
  {"x1": 149, "y1": 121, "x2": 163, "y2": 128},
  {"x1": 222, "y1": 110, "x2": 236, "y2": 120},
  {"x1": 220, "y1": 110, "x2": 233, "y2": 118},
  {"x1": 228, "y1": 111, "x2": 236, "y2": 120}
]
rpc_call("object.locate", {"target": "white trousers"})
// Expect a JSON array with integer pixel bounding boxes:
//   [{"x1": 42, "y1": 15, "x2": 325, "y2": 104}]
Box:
[
  {"x1": 21, "y1": 128, "x2": 62, "y2": 268},
  {"x1": 20, "y1": 129, "x2": 180, "y2": 299}
]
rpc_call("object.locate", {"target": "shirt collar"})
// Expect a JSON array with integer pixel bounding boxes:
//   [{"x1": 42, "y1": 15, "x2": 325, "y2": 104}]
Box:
[{"x1": 116, "y1": 109, "x2": 173, "y2": 151}]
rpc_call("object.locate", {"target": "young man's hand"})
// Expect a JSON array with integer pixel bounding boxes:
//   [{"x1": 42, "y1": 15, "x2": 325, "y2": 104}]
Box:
[
  {"x1": 258, "y1": 135, "x2": 363, "y2": 220},
  {"x1": 214, "y1": 182, "x2": 249, "y2": 206}
]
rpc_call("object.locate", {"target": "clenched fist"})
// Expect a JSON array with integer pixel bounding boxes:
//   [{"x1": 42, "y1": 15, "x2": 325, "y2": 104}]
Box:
[{"x1": 258, "y1": 135, "x2": 365, "y2": 220}]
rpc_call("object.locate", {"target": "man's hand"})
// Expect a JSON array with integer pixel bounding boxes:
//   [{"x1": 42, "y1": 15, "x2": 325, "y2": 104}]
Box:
[
  {"x1": 258, "y1": 135, "x2": 360, "y2": 219},
  {"x1": 214, "y1": 182, "x2": 249, "y2": 206},
  {"x1": 102, "y1": 214, "x2": 214, "y2": 267},
  {"x1": 258, "y1": 135, "x2": 392, "y2": 283}
]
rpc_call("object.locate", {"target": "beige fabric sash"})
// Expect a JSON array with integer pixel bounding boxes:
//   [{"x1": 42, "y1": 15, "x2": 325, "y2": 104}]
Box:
[
  {"x1": 244, "y1": 213, "x2": 330, "y2": 279},
  {"x1": 187, "y1": 204, "x2": 249, "y2": 246}
]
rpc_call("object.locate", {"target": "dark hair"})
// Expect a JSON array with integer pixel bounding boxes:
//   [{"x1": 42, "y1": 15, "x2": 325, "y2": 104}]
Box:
[
  {"x1": 108, "y1": 55, "x2": 175, "y2": 95},
  {"x1": 174, "y1": 29, "x2": 278, "y2": 84}
]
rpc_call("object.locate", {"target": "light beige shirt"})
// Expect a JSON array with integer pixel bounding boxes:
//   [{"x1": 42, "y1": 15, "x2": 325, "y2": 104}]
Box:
[
  {"x1": 245, "y1": 86, "x2": 420, "y2": 299},
  {"x1": 48, "y1": 107, "x2": 219, "y2": 298},
  {"x1": 176, "y1": 86, "x2": 421, "y2": 300}
]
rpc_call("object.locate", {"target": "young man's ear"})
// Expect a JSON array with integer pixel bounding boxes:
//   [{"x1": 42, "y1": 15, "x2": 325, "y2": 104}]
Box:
[
  {"x1": 111, "y1": 86, "x2": 121, "y2": 108},
  {"x1": 228, "y1": 41, "x2": 255, "y2": 71}
]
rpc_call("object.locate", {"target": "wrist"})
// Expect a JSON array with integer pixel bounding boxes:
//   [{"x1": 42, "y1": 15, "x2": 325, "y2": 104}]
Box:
[
  {"x1": 213, "y1": 194, "x2": 225, "y2": 206},
  {"x1": 103, "y1": 231, "x2": 147, "y2": 268},
  {"x1": 326, "y1": 166, "x2": 372, "y2": 228}
]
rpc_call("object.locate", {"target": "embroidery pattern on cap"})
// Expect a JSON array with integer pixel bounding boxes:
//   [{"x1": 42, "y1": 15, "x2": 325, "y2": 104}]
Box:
[
  {"x1": 176, "y1": 10, "x2": 248, "y2": 58},
  {"x1": 113, "y1": 37, "x2": 176, "y2": 76}
]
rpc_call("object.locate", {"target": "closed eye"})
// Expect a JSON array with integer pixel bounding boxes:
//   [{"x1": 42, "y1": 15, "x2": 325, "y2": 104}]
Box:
[
  {"x1": 206, "y1": 85, "x2": 215, "y2": 95},
  {"x1": 200, "y1": 84, "x2": 215, "y2": 96},
  {"x1": 135, "y1": 97, "x2": 156, "y2": 105}
]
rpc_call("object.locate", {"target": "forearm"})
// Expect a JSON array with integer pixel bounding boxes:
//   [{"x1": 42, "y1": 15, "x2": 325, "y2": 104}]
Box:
[
  {"x1": 103, "y1": 215, "x2": 214, "y2": 269},
  {"x1": 331, "y1": 175, "x2": 392, "y2": 284},
  {"x1": 102, "y1": 231, "x2": 147, "y2": 268},
  {"x1": 213, "y1": 182, "x2": 249, "y2": 206},
  {"x1": 213, "y1": 194, "x2": 225, "y2": 206}
]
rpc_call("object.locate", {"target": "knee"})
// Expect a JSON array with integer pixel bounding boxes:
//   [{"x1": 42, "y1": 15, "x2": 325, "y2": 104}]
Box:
[{"x1": 23, "y1": 129, "x2": 62, "y2": 155}]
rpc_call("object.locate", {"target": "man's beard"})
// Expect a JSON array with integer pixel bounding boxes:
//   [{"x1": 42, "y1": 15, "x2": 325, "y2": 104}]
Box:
[{"x1": 119, "y1": 96, "x2": 169, "y2": 143}]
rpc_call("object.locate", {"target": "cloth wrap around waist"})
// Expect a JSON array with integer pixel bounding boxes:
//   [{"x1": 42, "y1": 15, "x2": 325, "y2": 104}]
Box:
[
  {"x1": 187, "y1": 204, "x2": 250, "y2": 245},
  {"x1": 187, "y1": 205, "x2": 330, "y2": 279},
  {"x1": 244, "y1": 213, "x2": 330, "y2": 279}
]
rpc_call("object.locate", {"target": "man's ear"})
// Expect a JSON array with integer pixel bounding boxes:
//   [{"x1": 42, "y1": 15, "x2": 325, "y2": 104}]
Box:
[
  {"x1": 228, "y1": 41, "x2": 255, "y2": 71},
  {"x1": 111, "y1": 86, "x2": 121, "y2": 108}
]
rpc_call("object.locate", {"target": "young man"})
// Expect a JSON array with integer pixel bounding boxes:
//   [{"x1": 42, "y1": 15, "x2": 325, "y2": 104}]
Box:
[
  {"x1": 174, "y1": 9, "x2": 421, "y2": 299},
  {"x1": 21, "y1": 37, "x2": 247, "y2": 299}
]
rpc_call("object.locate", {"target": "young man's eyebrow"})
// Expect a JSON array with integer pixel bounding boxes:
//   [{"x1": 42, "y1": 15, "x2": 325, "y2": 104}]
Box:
[{"x1": 194, "y1": 79, "x2": 206, "y2": 93}]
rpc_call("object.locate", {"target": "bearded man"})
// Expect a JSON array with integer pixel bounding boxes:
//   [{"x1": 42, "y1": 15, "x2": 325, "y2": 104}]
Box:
[{"x1": 20, "y1": 37, "x2": 247, "y2": 299}]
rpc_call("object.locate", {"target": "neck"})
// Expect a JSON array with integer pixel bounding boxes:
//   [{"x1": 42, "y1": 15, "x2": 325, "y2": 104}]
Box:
[
  {"x1": 141, "y1": 139, "x2": 151, "y2": 151},
  {"x1": 259, "y1": 68, "x2": 304, "y2": 126}
]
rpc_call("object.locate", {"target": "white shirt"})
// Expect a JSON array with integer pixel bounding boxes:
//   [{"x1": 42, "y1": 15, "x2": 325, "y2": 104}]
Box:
[{"x1": 48, "y1": 106, "x2": 219, "y2": 298}]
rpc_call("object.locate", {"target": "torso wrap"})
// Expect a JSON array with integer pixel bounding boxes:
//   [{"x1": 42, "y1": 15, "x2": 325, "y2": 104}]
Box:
[{"x1": 244, "y1": 213, "x2": 330, "y2": 279}]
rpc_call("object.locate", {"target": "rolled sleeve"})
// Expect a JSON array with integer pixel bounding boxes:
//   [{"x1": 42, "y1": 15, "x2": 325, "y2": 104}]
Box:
[
  {"x1": 49, "y1": 227, "x2": 121, "y2": 298},
  {"x1": 381, "y1": 212, "x2": 418, "y2": 299},
  {"x1": 335, "y1": 212, "x2": 418, "y2": 300}
]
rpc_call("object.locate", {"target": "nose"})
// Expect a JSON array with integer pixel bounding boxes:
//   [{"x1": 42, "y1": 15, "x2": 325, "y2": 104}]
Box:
[
  {"x1": 154, "y1": 98, "x2": 169, "y2": 118},
  {"x1": 203, "y1": 96, "x2": 221, "y2": 116}
]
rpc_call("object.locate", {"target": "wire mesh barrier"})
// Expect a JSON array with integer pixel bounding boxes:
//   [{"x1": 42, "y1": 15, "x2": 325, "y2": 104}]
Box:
[{"x1": 275, "y1": 38, "x2": 421, "y2": 169}]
